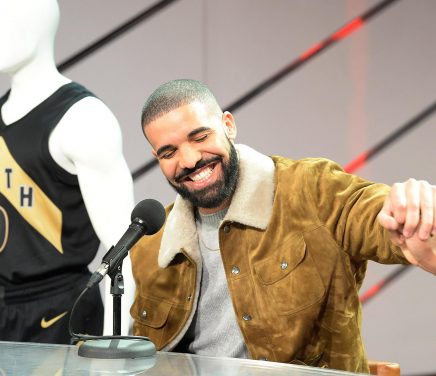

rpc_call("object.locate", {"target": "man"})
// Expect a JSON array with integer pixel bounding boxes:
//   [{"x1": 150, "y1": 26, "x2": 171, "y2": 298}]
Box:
[
  {"x1": 0, "y1": 0, "x2": 135, "y2": 343},
  {"x1": 130, "y1": 79, "x2": 436, "y2": 372}
]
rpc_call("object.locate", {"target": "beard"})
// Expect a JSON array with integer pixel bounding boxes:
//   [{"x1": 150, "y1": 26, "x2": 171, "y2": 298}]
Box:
[{"x1": 168, "y1": 142, "x2": 239, "y2": 209}]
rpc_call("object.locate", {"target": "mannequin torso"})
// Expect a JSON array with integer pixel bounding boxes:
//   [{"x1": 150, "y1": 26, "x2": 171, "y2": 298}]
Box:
[{"x1": 0, "y1": 0, "x2": 135, "y2": 341}]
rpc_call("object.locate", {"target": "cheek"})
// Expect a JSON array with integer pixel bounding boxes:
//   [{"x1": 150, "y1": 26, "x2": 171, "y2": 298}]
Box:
[
  {"x1": 204, "y1": 138, "x2": 230, "y2": 158},
  {"x1": 159, "y1": 160, "x2": 178, "y2": 181},
  {"x1": 214, "y1": 141, "x2": 232, "y2": 160},
  {"x1": 216, "y1": 133, "x2": 233, "y2": 151}
]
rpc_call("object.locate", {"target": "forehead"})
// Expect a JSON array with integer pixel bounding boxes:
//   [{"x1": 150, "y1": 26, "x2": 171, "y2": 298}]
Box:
[{"x1": 144, "y1": 102, "x2": 220, "y2": 148}]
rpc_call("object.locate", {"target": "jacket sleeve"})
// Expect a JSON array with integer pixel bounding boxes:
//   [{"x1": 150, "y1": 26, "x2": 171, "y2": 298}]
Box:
[{"x1": 304, "y1": 158, "x2": 409, "y2": 265}]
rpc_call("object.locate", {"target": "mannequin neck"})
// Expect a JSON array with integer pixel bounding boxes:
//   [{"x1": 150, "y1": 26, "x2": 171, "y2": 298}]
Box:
[{"x1": 2, "y1": 53, "x2": 71, "y2": 125}]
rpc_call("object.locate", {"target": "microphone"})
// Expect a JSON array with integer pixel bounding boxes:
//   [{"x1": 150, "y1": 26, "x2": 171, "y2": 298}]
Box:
[{"x1": 87, "y1": 199, "x2": 166, "y2": 288}]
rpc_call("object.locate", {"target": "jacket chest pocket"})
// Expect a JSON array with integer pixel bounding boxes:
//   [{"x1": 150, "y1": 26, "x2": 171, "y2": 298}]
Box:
[{"x1": 254, "y1": 233, "x2": 325, "y2": 315}]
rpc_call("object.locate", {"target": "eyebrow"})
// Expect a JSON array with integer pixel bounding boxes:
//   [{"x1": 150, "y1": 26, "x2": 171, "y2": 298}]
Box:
[
  {"x1": 155, "y1": 127, "x2": 212, "y2": 157},
  {"x1": 156, "y1": 144, "x2": 176, "y2": 157}
]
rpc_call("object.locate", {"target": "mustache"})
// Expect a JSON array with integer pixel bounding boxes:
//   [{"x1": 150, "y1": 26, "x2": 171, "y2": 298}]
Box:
[{"x1": 174, "y1": 156, "x2": 222, "y2": 183}]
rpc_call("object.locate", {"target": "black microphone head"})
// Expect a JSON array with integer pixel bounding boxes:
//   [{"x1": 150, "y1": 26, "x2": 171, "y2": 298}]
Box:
[{"x1": 131, "y1": 199, "x2": 166, "y2": 235}]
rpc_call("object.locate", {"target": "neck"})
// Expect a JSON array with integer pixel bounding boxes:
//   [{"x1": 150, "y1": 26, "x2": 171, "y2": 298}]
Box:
[{"x1": 2, "y1": 52, "x2": 71, "y2": 125}]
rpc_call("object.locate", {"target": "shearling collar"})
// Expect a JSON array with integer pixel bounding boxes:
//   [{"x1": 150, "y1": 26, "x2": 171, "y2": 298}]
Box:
[{"x1": 158, "y1": 144, "x2": 275, "y2": 268}]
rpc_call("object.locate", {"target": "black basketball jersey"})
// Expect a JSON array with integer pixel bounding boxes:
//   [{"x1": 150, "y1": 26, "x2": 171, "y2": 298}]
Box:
[{"x1": 0, "y1": 82, "x2": 100, "y2": 286}]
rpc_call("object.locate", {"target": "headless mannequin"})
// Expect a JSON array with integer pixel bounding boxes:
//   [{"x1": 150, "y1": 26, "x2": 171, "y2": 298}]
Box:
[{"x1": 0, "y1": 0, "x2": 135, "y2": 336}]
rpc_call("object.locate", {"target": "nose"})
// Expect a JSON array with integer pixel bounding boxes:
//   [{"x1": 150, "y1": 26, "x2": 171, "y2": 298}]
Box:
[{"x1": 178, "y1": 145, "x2": 201, "y2": 170}]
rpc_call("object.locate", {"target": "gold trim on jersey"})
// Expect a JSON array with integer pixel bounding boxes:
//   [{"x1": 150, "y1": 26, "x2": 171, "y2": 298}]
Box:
[
  {"x1": 0, "y1": 206, "x2": 9, "y2": 253},
  {"x1": 0, "y1": 137, "x2": 63, "y2": 254}
]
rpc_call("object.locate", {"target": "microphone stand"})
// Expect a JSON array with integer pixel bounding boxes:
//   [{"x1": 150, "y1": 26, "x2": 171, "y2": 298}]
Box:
[
  {"x1": 111, "y1": 265, "x2": 124, "y2": 336},
  {"x1": 78, "y1": 261, "x2": 156, "y2": 359}
]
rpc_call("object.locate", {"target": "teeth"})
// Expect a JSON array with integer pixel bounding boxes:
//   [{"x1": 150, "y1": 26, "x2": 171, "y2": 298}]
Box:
[{"x1": 190, "y1": 166, "x2": 213, "y2": 182}]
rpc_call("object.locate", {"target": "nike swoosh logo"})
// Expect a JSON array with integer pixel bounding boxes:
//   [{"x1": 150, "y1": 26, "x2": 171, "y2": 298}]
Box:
[{"x1": 41, "y1": 311, "x2": 68, "y2": 329}]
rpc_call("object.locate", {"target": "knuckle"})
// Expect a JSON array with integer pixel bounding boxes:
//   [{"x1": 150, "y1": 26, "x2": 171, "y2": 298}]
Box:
[
  {"x1": 395, "y1": 199, "x2": 407, "y2": 209},
  {"x1": 418, "y1": 179, "x2": 427, "y2": 185},
  {"x1": 422, "y1": 202, "x2": 434, "y2": 213},
  {"x1": 407, "y1": 201, "x2": 419, "y2": 212},
  {"x1": 392, "y1": 182, "x2": 401, "y2": 191}
]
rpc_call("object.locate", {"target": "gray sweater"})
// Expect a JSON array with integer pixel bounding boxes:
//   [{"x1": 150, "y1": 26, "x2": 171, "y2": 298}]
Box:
[{"x1": 181, "y1": 208, "x2": 249, "y2": 358}]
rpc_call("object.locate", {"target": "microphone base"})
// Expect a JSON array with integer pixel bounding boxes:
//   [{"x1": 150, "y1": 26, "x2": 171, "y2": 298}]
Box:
[{"x1": 78, "y1": 337, "x2": 156, "y2": 359}]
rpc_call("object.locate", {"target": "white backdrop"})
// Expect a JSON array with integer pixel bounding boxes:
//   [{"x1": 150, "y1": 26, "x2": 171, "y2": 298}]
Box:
[{"x1": 1, "y1": 1, "x2": 435, "y2": 373}]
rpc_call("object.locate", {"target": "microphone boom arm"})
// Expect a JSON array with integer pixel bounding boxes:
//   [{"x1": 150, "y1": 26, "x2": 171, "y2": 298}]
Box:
[{"x1": 86, "y1": 219, "x2": 146, "y2": 289}]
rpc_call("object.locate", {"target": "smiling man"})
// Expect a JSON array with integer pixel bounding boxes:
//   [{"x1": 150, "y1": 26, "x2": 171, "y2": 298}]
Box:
[{"x1": 130, "y1": 79, "x2": 436, "y2": 372}]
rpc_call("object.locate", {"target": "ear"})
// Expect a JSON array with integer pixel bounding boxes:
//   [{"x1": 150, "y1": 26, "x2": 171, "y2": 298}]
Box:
[{"x1": 222, "y1": 111, "x2": 237, "y2": 142}]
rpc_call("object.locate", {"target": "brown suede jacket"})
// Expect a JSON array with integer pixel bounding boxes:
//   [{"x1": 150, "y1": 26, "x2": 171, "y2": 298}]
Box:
[{"x1": 130, "y1": 144, "x2": 408, "y2": 373}]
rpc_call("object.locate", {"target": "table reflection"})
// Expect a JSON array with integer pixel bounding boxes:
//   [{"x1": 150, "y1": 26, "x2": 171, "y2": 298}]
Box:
[{"x1": 0, "y1": 341, "x2": 362, "y2": 376}]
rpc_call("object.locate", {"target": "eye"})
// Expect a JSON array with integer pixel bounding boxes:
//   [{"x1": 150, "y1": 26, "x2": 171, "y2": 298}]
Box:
[
  {"x1": 160, "y1": 150, "x2": 176, "y2": 159},
  {"x1": 193, "y1": 134, "x2": 208, "y2": 142}
]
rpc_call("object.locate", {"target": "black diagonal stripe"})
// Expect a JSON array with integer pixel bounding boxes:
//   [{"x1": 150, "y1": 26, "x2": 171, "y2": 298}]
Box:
[{"x1": 57, "y1": 0, "x2": 179, "y2": 72}]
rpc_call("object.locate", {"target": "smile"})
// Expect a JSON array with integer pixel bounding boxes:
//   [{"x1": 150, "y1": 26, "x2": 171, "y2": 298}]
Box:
[
  {"x1": 183, "y1": 162, "x2": 218, "y2": 185},
  {"x1": 189, "y1": 166, "x2": 213, "y2": 182}
]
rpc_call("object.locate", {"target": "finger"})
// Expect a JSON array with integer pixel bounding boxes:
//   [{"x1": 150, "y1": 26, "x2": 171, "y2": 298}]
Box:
[
  {"x1": 418, "y1": 181, "x2": 434, "y2": 240},
  {"x1": 403, "y1": 178, "x2": 420, "y2": 238},
  {"x1": 388, "y1": 230, "x2": 405, "y2": 247},
  {"x1": 378, "y1": 195, "x2": 401, "y2": 231},
  {"x1": 377, "y1": 209, "x2": 400, "y2": 231},
  {"x1": 433, "y1": 185, "x2": 436, "y2": 235},
  {"x1": 389, "y1": 182, "x2": 407, "y2": 226}
]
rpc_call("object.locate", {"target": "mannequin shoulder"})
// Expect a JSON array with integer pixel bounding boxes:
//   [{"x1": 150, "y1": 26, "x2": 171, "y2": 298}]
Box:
[
  {"x1": 50, "y1": 96, "x2": 125, "y2": 167},
  {"x1": 60, "y1": 96, "x2": 121, "y2": 136},
  {"x1": 56, "y1": 96, "x2": 122, "y2": 146}
]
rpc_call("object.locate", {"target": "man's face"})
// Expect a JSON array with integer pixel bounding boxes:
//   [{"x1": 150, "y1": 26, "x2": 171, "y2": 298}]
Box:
[{"x1": 144, "y1": 101, "x2": 239, "y2": 214}]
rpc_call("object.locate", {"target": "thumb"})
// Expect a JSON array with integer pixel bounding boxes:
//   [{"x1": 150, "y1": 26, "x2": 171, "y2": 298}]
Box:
[{"x1": 378, "y1": 197, "x2": 400, "y2": 231}]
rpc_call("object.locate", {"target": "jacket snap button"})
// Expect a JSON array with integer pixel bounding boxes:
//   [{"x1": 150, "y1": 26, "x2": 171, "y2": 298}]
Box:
[
  {"x1": 223, "y1": 225, "x2": 231, "y2": 233},
  {"x1": 242, "y1": 313, "x2": 252, "y2": 321},
  {"x1": 280, "y1": 261, "x2": 288, "y2": 270},
  {"x1": 141, "y1": 310, "x2": 147, "y2": 319},
  {"x1": 231, "y1": 266, "x2": 240, "y2": 275}
]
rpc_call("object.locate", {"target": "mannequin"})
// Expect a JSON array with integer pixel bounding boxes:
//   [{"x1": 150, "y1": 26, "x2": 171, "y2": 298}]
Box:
[{"x1": 0, "y1": 0, "x2": 135, "y2": 342}]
